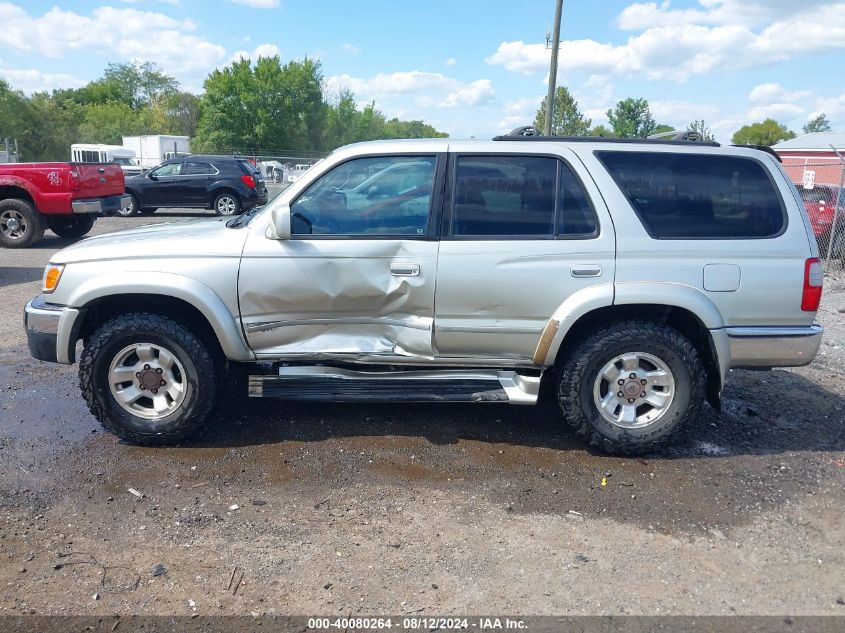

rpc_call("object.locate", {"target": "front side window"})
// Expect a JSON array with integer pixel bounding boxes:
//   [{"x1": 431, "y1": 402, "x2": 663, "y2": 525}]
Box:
[
  {"x1": 151, "y1": 163, "x2": 182, "y2": 178},
  {"x1": 290, "y1": 156, "x2": 436, "y2": 236},
  {"x1": 597, "y1": 151, "x2": 785, "y2": 239}
]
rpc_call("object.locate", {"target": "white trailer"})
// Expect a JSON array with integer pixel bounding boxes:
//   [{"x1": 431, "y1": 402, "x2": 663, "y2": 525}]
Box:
[
  {"x1": 122, "y1": 135, "x2": 191, "y2": 169},
  {"x1": 71, "y1": 143, "x2": 142, "y2": 176}
]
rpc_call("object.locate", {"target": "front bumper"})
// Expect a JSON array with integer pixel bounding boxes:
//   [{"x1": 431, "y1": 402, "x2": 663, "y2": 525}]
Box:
[
  {"x1": 727, "y1": 325, "x2": 823, "y2": 369},
  {"x1": 23, "y1": 297, "x2": 82, "y2": 364},
  {"x1": 72, "y1": 194, "x2": 132, "y2": 215}
]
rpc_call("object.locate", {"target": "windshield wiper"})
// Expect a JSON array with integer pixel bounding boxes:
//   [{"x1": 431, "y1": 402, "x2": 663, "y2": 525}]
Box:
[{"x1": 226, "y1": 205, "x2": 264, "y2": 229}]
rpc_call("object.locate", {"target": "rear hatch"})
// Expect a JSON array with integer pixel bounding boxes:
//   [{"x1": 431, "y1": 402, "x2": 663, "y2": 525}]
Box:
[
  {"x1": 238, "y1": 160, "x2": 267, "y2": 195},
  {"x1": 70, "y1": 163, "x2": 125, "y2": 199}
]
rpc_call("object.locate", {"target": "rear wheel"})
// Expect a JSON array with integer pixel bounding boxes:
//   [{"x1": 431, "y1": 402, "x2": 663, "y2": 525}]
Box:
[
  {"x1": 79, "y1": 313, "x2": 220, "y2": 445},
  {"x1": 116, "y1": 193, "x2": 139, "y2": 217},
  {"x1": 557, "y1": 320, "x2": 705, "y2": 455},
  {"x1": 48, "y1": 215, "x2": 95, "y2": 239},
  {"x1": 0, "y1": 198, "x2": 45, "y2": 248},
  {"x1": 214, "y1": 192, "x2": 241, "y2": 216}
]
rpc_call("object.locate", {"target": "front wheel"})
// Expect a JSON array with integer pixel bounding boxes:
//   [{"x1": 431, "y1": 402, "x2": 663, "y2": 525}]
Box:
[
  {"x1": 214, "y1": 192, "x2": 241, "y2": 216},
  {"x1": 557, "y1": 321, "x2": 706, "y2": 455},
  {"x1": 79, "y1": 313, "x2": 220, "y2": 445},
  {"x1": 48, "y1": 215, "x2": 95, "y2": 239}
]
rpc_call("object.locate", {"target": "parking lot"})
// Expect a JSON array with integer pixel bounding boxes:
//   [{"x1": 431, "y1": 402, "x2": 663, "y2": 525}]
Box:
[{"x1": 1, "y1": 205, "x2": 844, "y2": 616}]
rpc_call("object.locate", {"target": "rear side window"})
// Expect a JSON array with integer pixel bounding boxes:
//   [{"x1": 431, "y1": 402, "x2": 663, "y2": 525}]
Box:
[
  {"x1": 451, "y1": 156, "x2": 598, "y2": 238},
  {"x1": 596, "y1": 151, "x2": 785, "y2": 239},
  {"x1": 183, "y1": 161, "x2": 212, "y2": 175}
]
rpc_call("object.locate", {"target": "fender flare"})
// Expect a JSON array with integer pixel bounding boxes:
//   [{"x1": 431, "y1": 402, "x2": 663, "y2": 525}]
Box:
[
  {"x1": 66, "y1": 272, "x2": 254, "y2": 362},
  {"x1": 0, "y1": 176, "x2": 36, "y2": 201},
  {"x1": 538, "y1": 281, "x2": 726, "y2": 369}
]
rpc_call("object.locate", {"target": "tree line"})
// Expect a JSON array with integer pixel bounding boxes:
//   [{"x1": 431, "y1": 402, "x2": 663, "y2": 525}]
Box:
[
  {"x1": 0, "y1": 59, "x2": 446, "y2": 162},
  {"x1": 534, "y1": 86, "x2": 834, "y2": 145}
]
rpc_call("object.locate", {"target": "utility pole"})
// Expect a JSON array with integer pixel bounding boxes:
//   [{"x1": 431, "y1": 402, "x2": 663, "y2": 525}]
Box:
[{"x1": 544, "y1": 0, "x2": 564, "y2": 136}]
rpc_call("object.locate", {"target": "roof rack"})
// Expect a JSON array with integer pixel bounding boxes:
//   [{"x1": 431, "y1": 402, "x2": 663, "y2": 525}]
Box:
[
  {"x1": 493, "y1": 125, "x2": 721, "y2": 147},
  {"x1": 730, "y1": 144, "x2": 782, "y2": 163}
]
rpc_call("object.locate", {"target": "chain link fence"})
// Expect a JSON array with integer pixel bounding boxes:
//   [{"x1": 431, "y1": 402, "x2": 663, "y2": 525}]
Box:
[
  {"x1": 781, "y1": 157, "x2": 845, "y2": 270},
  {"x1": 226, "y1": 148, "x2": 326, "y2": 188}
]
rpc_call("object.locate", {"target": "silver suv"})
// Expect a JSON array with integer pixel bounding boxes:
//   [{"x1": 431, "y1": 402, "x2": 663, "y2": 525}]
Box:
[{"x1": 23, "y1": 134, "x2": 824, "y2": 454}]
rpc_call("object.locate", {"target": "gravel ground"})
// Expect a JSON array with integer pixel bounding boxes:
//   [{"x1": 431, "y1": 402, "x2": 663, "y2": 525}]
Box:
[{"x1": 0, "y1": 207, "x2": 844, "y2": 617}]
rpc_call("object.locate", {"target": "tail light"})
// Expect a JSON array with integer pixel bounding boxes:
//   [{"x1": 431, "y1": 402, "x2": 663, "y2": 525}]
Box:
[
  {"x1": 240, "y1": 174, "x2": 256, "y2": 189},
  {"x1": 69, "y1": 169, "x2": 80, "y2": 191},
  {"x1": 801, "y1": 258, "x2": 823, "y2": 311}
]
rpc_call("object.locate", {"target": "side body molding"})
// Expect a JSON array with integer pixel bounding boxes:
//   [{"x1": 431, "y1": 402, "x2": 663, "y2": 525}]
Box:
[{"x1": 65, "y1": 272, "x2": 254, "y2": 362}]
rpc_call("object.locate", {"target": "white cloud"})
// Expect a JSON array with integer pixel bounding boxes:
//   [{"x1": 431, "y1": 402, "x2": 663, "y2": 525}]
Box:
[
  {"x1": 341, "y1": 43, "x2": 361, "y2": 54},
  {"x1": 487, "y1": 2, "x2": 845, "y2": 82},
  {"x1": 229, "y1": 44, "x2": 280, "y2": 64},
  {"x1": 0, "y1": 4, "x2": 225, "y2": 76},
  {"x1": 326, "y1": 70, "x2": 495, "y2": 109},
  {"x1": 650, "y1": 99, "x2": 719, "y2": 124},
  {"x1": 747, "y1": 102, "x2": 806, "y2": 121},
  {"x1": 748, "y1": 83, "x2": 812, "y2": 105},
  {"x1": 0, "y1": 67, "x2": 86, "y2": 93},
  {"x1": 230, "y1": 0, "x2": 279, "y2": 8},
  {"x1": 497, "y1": 96, "x2": 542, "y2": 130},
  {"x1": 439, "y1": 79, "x2": 494, "y2": 108},
  {"x1": 445, "y1": 57, "x2": 457, "y2": 67}
]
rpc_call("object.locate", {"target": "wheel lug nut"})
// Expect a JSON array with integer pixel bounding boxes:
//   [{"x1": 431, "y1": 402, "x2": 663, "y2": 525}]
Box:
[
  {"x1": 627, "y1": 398, "x2": 635, "y2": 404},
  {"x1": 617, "y1": 391, "x2": 624, "y2": 397},
  {"x1": 640, "y1": 379, "x2": 647, "y2": 385},
  {"x1": 629, "y1": 373, "x2": 636, "y2": 379},
  {"x1": 135, "y1": 372, "x2": 141, "y2": 378},
  {"x1": 139, "y1": 385, "x2": 145, "y2": 390},
  {"x1": 144, "y1": 364, "x2": 150, "y2": 370},
  {"x1": 617, "y1": 379, "x2": 624, "y2": 385},
  {"x1": 640, "y1": 392, "x2": 646, "y2": 398},
  {"x1": 151, "y1": 388, "x2": 158, "y2": 394},
  {"x1": 155, "y1": 368, "x2": 163, "y2": 374},
  {"x1": 160, "y1": 380, "x2": 166, "y2": 386}
]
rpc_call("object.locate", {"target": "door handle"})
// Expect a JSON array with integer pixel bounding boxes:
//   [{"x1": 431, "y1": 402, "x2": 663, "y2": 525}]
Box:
[
  {"x1": 390, "y1": 262, "x2": 420, "y2": 277},
  {"x1": 570, "y1": 264, "x2": 602, "y2": 278}
]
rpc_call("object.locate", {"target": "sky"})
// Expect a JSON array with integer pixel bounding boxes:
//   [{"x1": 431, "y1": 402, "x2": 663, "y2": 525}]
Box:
[{"x1": 1, "y1": 0, "x2": 844, "y2": 143}]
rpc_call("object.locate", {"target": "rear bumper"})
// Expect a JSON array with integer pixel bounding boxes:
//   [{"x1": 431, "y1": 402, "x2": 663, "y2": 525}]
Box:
[
  {"x1": 727, "y1": 325, "x2": 823, "y2": 368},
  {"x1": 72, "y1": 194, "x2": 131, "y2": 215},
  {"x1": 23, "y1": 297, "x2": 81, "y2": 364}
]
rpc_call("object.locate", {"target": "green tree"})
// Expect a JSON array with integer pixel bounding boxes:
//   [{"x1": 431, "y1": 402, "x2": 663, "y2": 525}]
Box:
[
  {"x1": 803, "y1": 113, "x2": 831, "y2": 134},
  {"x1": 652, "y1": 124, "x2": 674, "y2": 135},
  {"x1": 589, "y1": 124, "x2": 614, "y2": 137},
  {"x1": 533, "y1": 86, "x2": 591, "y2": 136},
  {"x1": 731, "y1": 119, "x2": 796, "y2": 146},
  {"x1": 383, "y1": 118, "x2": 447, "y2": 140},
  {"x1": 77, "y1": 102, "x2": 145, "y2": 144},
  {"x1": 606, "y1": 97, "x2": 657, "y2": 138},
  {"x1": 102, "y1": 62, "x2": 179, "y2": 109}
]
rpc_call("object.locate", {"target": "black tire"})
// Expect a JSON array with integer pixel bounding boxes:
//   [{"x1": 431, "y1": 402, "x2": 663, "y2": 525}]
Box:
[
  {"x1": 0, "y1": 198, "x2": 45, "y2": 248},
  {"x1": 557, "y1": 320, "x2": 705, "y2": 455},
  {"x1": 116, "y1": 193, "x2": 139, "y2": 217},
  {"x1": 138, "y1": 207, "x2": 157, "y2": 215},
  {"x1": 79, "y1": 313, "x2": 220, "y2": 445},
  {"x1": 213, "y1": 192, "x2": 241, "y2": 216},
  {"x1": 48, "y1": 215, "x2": 95, "y2": 239}
]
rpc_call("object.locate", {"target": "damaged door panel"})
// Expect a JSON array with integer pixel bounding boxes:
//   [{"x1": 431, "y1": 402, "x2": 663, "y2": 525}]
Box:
[{"x1": 238, "y1": 239, "x2": 438, "y2": 360}]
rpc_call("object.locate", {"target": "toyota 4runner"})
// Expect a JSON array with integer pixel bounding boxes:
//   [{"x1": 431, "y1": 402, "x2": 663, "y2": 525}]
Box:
[{"x1": 23, "y1": 133, "x2": 824, "y2": 454}]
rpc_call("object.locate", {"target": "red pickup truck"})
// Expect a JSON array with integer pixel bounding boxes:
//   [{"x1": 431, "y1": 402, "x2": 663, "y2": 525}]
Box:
[{"x1": 0, "y1": 162, "x2": 129, "y2": 248}]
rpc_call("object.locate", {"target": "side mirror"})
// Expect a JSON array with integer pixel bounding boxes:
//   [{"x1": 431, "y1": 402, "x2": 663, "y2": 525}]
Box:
[
  {"x1": 266, "y1": 203, "x2": 291, "y2": 240},
  {"x1": 148, "y1": 172, "x2": 158, "y2": 181}
]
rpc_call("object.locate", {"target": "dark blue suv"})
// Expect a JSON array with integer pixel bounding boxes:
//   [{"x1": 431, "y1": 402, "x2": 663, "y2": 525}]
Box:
[{"x1": 122, "y1": 155, "x2": 268, "y2": 217}]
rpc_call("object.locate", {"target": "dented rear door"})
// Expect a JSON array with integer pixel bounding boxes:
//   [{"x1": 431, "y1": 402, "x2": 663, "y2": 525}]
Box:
[{"x1": 238, "y1": 153, "x2": 445, "y2": 362}]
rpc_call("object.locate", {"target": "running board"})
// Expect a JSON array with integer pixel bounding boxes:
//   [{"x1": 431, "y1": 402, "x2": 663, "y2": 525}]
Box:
[{"x1": 248, "y1": 367, "x2": 540, "y2": 405}]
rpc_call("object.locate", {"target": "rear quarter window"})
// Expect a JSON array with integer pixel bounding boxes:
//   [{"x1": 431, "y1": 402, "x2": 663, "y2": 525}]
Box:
[{"x1": 596, "y1": 151, "x2": 786, "y2": 239}]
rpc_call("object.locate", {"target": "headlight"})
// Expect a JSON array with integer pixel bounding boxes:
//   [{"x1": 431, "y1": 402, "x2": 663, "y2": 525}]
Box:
[{"x1": 42, "y1": 264, "x2": 64, "y2": 294}]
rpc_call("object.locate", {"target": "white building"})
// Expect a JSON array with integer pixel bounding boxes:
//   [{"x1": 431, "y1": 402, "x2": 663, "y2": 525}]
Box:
[{"x1": 122, "y1": 135, "x2": 191, "y2": 169}]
